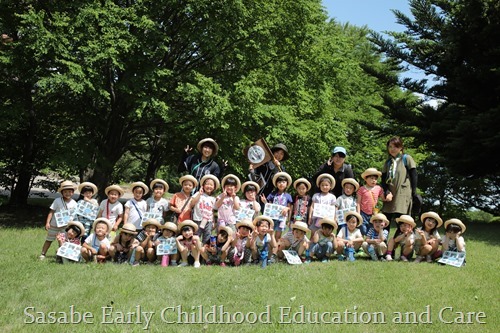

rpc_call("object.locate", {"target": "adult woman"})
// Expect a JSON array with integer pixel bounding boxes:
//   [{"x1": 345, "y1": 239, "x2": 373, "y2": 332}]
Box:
[
  {"x1": 381, "y1": 136, "x2": 418, "y2": 230},
  {"x1": 312, "y1": 146, "x2": 354, "y2": 198}
]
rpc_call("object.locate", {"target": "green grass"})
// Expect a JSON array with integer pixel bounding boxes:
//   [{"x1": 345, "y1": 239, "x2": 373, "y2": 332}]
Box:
[{"x1": 0, "y1": 206, "x2": 499, "y2": 333}]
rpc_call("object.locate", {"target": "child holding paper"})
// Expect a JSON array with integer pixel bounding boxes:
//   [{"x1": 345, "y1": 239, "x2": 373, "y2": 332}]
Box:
[
  {"x1": 81, "y1": 218, "x2": 112, "y2": 263},
  {"x1": 109, "y1": 223, "x2": 141, "y2": 264},
  {"x1": 123, "y1": 182, "x2": 149, "y2": 231},
  {"x1": 249, "y1": 216, "x2": 276, "y2": 268},
  {"x1": 336, "y1": 212, "x2": 364, "y2": 261},
  {"x1": 147, "y1": 179, "x2": 170, "y2": 224},
  {"x1": 215, "y1": 174, "x2": 241, "y2": 232},
  {"x1": 357, "y1": 168, "x2": 386, "y2": 235},
  {"x1": 191, "y1": 174, "x2": 219, "y2": 243},
  {"x1": 97, "y1": 185, "x2": 124, "y2": 232},
  {"x1": 156, "y1": 222, "x2": 179, "y2": 266},
  {"x1": 75, "y1": 182, "x2": 99, "y2": 241},
  {"x1": 201, "y1": 226, "x2": 232, "y2": 266},
  {"x1": 308, "y1": 174, "x2": 336, "y2": 240},
  {"x1": 239, "y1": 181, "x2": 262, "y2": 220},
  {"x1": 261, "y1": 172, "x2": 293, "y2": 241}
]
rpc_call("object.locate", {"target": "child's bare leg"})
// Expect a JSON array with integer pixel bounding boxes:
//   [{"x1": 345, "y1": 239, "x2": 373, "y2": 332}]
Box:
[
  {"x1": 81, "y1": 248, "x2": 91, "y2": 262},
  {"x1": 402, "y1": 244, "x2": 414, "y2": 257},
  {"x1": 336, "y1": 239, "x2": 345, "y2": 255},
  {"x1": 191, "y1": 248, "x2": 200, "y2": 263},
  {"x1": 146, "y1": 248, "x2": 156, "y2": 262},
  {"x1": 419, "y1": 244, "x2": 432, "y2": 256},
  {"x1": 97, "y1": 244, "x2": 108, "y2": 262},
  {"x1": 40, "y1": 240, "x2": 52, "y2": 256},
  {"x1": 275, "y1": 230, "x2": 282, "y2": 241}
]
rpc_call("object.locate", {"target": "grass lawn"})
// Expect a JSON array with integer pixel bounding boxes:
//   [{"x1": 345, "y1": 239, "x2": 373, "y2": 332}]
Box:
[{"x1": 0, "y1": 204, "x2": 499, "y2": 333}]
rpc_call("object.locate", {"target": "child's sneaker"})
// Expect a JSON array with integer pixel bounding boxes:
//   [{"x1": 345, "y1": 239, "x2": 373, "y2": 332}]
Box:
[
  {"x1": 321, "y1": 258, "x2": 329, "y2": 263},
  {"x1": 368, "y1": 247, "x2": 378, "y2": 261},
  {"x1": 426, "y1": 255, "x2": 433, "y2": 263},
  {"x1": 386, "y1": 254, "x2": 394, "y2": 261},
  {"x1": 38, "y1": 254, "x2": 46, "y2": 260},
  {"x1": 414, "y1": 256, "x2": 424, "y2": 263},
  {"x1": 193, "y1": 261, "x2": 201, "y2": 268},
  {"x1": 400, "y1": 255, "x2": 408, "y2": 262},
  {"x1": 132, "y1": 261, "x2": 140, "y2": 267},
  {"x1": 220, "y1": 262, "x2": 226, "y2": 267},
  {"x1": 170, "y1": 260, "x2": 177, "y2": 267},
  {"x1": 338, "y1": 254, "x2": 346, "y2": 261},
  {"x1": 268, "y1": 254, "x2": 277, "y2": 264},
  {"x1": 177, "y1": 261, "x2": 188, "y2": 267}
]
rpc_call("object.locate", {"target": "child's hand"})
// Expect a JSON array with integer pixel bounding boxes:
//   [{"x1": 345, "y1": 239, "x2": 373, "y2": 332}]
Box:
[
  {"x1": 176, "y1": 235, "x2": 183, "y2": 241},
  {"x1": 260, "y1": 194, "x2": 267, "y2": 204},
  {"x1": 272, "y1": 158, "x2": 281, "y2": 168},
  {"x1": 91, "y1": 248, "x2": 97, "y2": 255},
  {"x1": 45, "y1": 222, "x2": 50, "y2": 231},
  {"x1": 199, "y1": 188, "x2": 204, "y2": 195},
  {"x1": 249, "y1": 164, "x2": 254, "y2": 172},
  {"x1": 281, "y1": 207, "x2": 289, "y2": 216},
  {"x1": 327, "y1": 157, "x2": 333, "y2": 166},
  {"x1": 386, "y1": 193, "x2": 393, "y2": 202},
  {"x1": 184, "y1": 145, "x2": 192, "y2": 153}
]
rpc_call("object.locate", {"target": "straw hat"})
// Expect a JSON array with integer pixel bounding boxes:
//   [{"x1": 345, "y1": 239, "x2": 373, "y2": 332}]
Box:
[
  {"x1": 219, "y1": 226, "x2": 234, "y2": 238},
  {"x1": 120, "y1": 223, "x2": 138, "y2": 235},
  {"x1": 66, "y1": 221, "x2": 85, "y2": 237},
  {"x1": 160, "y1": 222, "x2": 178, "y2": 234},
  {"x1": 361, "y1": 168, "x2": 382, "y2": 180},
  {"x1": 315, "y1": 173, "x2": 336, "y2": 189},
  {"x1": 178, "y1": 220, "x2": 198, "y2": 233},
  {"x1": 200, "y1": 174, "x2": 220, "y2": 191},
  {"x1": 291, "y1": 221, "x2": 309, "y2": 233},
  {"x1": 77, "y1": 182, "x2": 98, "y2": 196},
  {"x1": 130, "y1": 181, "x2": 149, "y2": 195},
  {"x1": 105, "y1": 185, "x2": 124, "y2": 197},
  {"x1": 395, "y1": 215, "x2": 416, "y2": 228},
  {"x1": 252, "y1": 215, "x2": 274, "y2": 230},
  {"x1": 221, "y1": 174, "x2": 241, "y2": 192},
  {"x1": 92, "y1": 218, "x2": 112, "y2": 232},
  {"x1": 272, "y1": 172, "x2": 292, "y2": 189},
  {"x1": 271, "y1": 143, "x2": 289, "y2": 161},
  {"x1": 142, "y1": 218, "x2": 161, "y2": 230},
  {"x1": 236, "y1": 219, "x2": 254, "y2": 231},
  {"x1": 241, "y1": 181, "x2": 260, "y2": 193},
  {"x1": 370, "y1": 213, "x2": 389, "y2": 225},
  {"x1": 344, "y1": 211, "x2": 363, "y2": 227},
  {"x1": 179, "y1": 174, "x2": 199, "y2": 188},
  {"x1": 420, "y1": 211, "x2": 443, "y2": 228},
  {"x1": 57, "y1": 180, "x2": 77, "y2": 193},
  {"x1": 293, "y1": 178, "x2": 311, "y2": 192},
  {"x1": 197, "y1": 138, "x2": 219, "y2": 156},
  {"x1": 150, "y1": 179, "x2": 169, "y2": 192},
  {"x1": 319, "y1": 218, "x2": 338, "y2": 232},
  {"x1": 444, "y1": 218, "x2": 466, "y2": 234},
  {"x1": 341, "y1": 178, "x2": 359, "y2": 191}
]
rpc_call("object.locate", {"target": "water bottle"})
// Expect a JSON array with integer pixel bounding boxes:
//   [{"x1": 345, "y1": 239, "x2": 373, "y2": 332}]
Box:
[{"x1": 161, "y1": 255, "x2": 169, "y2": 267}]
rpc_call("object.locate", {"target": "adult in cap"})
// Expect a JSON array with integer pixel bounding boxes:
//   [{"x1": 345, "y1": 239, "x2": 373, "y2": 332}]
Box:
[
  {"x1": 312, "y1": 146, "x2": 354, "y2": 198},
  {"x1": 178, "y1": 137, "x2": 224, "y2": 192},
  {"x1": 249, "y1": 142, "x2": 290, "y2": 208}
]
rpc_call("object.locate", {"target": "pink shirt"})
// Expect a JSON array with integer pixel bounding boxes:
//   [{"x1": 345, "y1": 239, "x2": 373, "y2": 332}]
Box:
[{"x1": 357, "y1": 185, "x2": 384, "y2": 215}]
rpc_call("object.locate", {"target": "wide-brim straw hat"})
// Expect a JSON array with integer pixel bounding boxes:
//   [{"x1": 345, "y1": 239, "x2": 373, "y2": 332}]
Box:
[
  {"x1": 221, "y1": 174, "x2": 241, "y2": 192},
  {"x1": 444, "y1": 218, "x2": 466, "y2": 234},
  {"x1": 120, "y1": 223, "x2": 138, "y2": 235},
  {"x1": 201, "y1": 174, "x2": 220, "y2": 191},
  {"x1": 291, "y1": 221, "x2": 309, "y2": 233},
  {"x1": 197, "y1": 138, "x2": 219, "y2": 156},
  {"x1": 252, "y1": 215, "x2": 274, "y2": 230},
  {"x1": 150, "y1": 179, "x2": 169, "y2": 192},
  {"x1": 420, "y1": 211, "x2": 443, "y2": 228},
  {"x1": 271, "y1": 143, "x2": 289, "y2": 161},
  {"x1": 370, "y1": 213, "x2": 389, "y2": 225},
  {"x1": 160, "y1": 222, "x2": 178, "y2": 234},
  {"x1": 220, "y1": 226, "x2": 234, "y2": 238},
  {"x1": 395, "y1": 215, "x2": 416, "y2": 228},
  {"x1": 66, "y1": 221, "x2": 85, "y2": 237},
  {"x1": 241, "y1": 181, "x2": 260, "y2": 193},
  {"x1": 178, "y1": 220, "x2": 198, "y2": 233},
  {"x1": 341, "y1": 178, "x2": 360, "y2": 191},
  {"x1": 315, "y1": 173, "x2": 336, "y2": 189},
  {"x1": 130, "y1": 181, "x2": 149, "y2": 195},
  {"x1": 92, "y1": 218, "x2": 112, "y2": 233},
  {"x1": 272, "y1": 172, "x2": 292, "y2": 189},
  {"x1": 105, "y1": 184, "x2": 124, "y2": 197},
  {"x1": 293, "y1": 178, "x2": 311, "y2": 192},
  {"x1": 236, "y1": 219, "x2": 254, "y2": 231},
  {"x1": 57, "y1": 180, "x2": 77, "y2": 193},
  {"x1": 142, "y1": 218, "x2": 161, "y2": 230},
  {"x1": 361, "y1": 168, "x2": 382, "y2": 180},
  {"x1": 179, "y1": 174, "x2": 199, "y2": 188},
  {"x1": 319, "y1": 218, "x2": 338, "y2": 232},
  {"x1": 77, "y1": 182, "x2": 98, "y2": 196},
  {"x1": 344, "y1": 211, "x2": 363, "y2": 227}
]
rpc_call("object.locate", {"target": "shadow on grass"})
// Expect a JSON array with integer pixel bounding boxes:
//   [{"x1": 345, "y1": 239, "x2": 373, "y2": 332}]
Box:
[{"x1": 0, "y1": 204, "x2": 49, "y2": 228}]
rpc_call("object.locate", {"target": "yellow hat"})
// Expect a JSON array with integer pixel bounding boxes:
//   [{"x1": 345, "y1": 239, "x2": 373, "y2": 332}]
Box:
[
  {"x1": 160, "y1": 222, "x2": 178, "y2": 234},
  {"x1": 291, "y1": 221, "x2": 309, "y2": 233},
  {"x1": 370, "y1": 213, "x2": 389, "y2": 225}
]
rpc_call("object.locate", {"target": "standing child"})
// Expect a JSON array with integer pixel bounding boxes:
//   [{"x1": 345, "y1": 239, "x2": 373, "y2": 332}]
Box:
[
  {"x1": 81, "y1": 218, "x2": 112, "y2": 263},
  {"x1": 440, "y1": 219, "x2": 466, "y2": 264},
  {"x1": 170, "y1": 175, "x2": 197, "y2": 224},
  {"x1": 308, "y1": 174, "x2": 336, "y2": 240},
  {"x1": 156, "y1": 222, "x2": 179, "y2": 266},
  {"x1": 147, "y1": 179, "x2": 170, "y2": 224},
  {"x1": 386, "y1": 215, "x2": 416, "y2": 261},
  {"x1": 309, "y1": 218, "x2": 338, "y2": 263},
  {"x1": 336, "y1": 212, "x2": 364, "y2": 261},
  {"x1": 414, "y1": 211, "x2": 442, "y2": 263},
  {"x1": 176, "y1": 220, "x2": 202, "y2": 267},
  {"x1": 136, "y1": 218, "x2": 161, "y2": 264},
  {"x1": 75, "y1": 182, "x2": 99, "y2": 241},
  {"x1": 261, "y1": 172, "x2": 293, "y2": 241},
  {"x1": 56, "y1": 221, "x2": 85, "y2": 263},
  {"x1": 109, "y1": 223, "x2": 142, "y2": 264},
  {"x1": 201, "y1": 226, "x2": 233, "y2": 266},
  {"x1": 228, "y1": 219, "x2": 254, "y2": 266},
  {"x1": 278, "y1": 221, "x2": 310, "y2": 261},
  {"x1": 362, "y1": 213, "x2": 389, "y2": 261},
  {"x1": 248, "y1": 216, "x2": 276, "y2": 268},
  {"x1": 357, "y1": 168, "x2": 386, "y2": 235},
  {"x1": 39, "y1": 181, "x2": 78, "y2": 260},
  {"x1": 123, "y1": 182, "x2": 148, "y2": 231},
  {"x1": 98, "y1": 185, "x2": 124, "y2": 233},
  {"x1": 291, "y1": 178, "x2": 311, "y2": 227},
  {"x1": 336, "y1": 178, "x2": 359, "y2": 225},
  {"x1": 239, "y1": 181, "x2": 262, "y2": 220},
  {"x1": 215, "y1": 174, "x2": 241, "y2": 233},
  {"x1": 191, "y1": 174, "x2": 219, "y2": 243}
]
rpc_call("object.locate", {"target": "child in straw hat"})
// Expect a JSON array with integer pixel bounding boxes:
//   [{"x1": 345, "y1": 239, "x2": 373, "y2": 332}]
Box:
[
  {"x1": 176, "y1": 220, "x2": 202, "y2": 267},
  {"x1": 414, "y1": 211, "x2": 442, "y2": 263},
  {"x1": 109, "y1": 223, "x2": 141, "y2": 264},
  {"x1": 385, "y1": 215, "x2": 416, "y2": 262},
  {"x1": 291, "y1": 178, "x2": 311, "y2": 227},
  {"x1": 239, "y1": 181, "x2": 262, "y2": 221},
  {"x1": 248, "y1": 216, "x2": 276, "y2": 268},
  {"x1": 147, "y1": 179, "x2": 170, "y2": 224},
  {"x1": 308, "y1": 173, "x2": 336, "y2": 240},
  {"x1": 336, "y1": 212, "x2": 364, "y2": 261},
  {"x1": 357, "y1": 168, "x2": 386, "y2": 236},
  {"x1": 156, "y1": 222, "x2": 179, "y2": 266},
  {"x1": 309, "y1": 218, "x2": 338, "y2": 263},
  {"x1": 81, "y1": 218, "x2": 112, "y2": 263},
  {"x1": 123, "y1": 181, "x2": 149, "y2": 231},
  {"x1": 170, "y1": 175, "x2": 197, "y2": 224},
  {"x1": 136, "y1": 218, "x2": 161, "y2": 264},
  {"x1": 336, "y1": 178, "x2": 359, "y2": 225},
  {"x1": 215, "y1": 174, "x2": 241, "y2": 232},
  {"x1": 98, "y1": 185, "x2": 124, "y2": 232},
  {"x1": 278, "y1": 221, "x2": 310, "y2": 261},
  {"x1": 39, "y1": 180, "x2": 78, "y2": 260},
  {"x1": 201, "y1": 226, "x2": 233, "y2": 266},
  {"x1": 56, "y1": 221, "x2": 85, "y2": 264},
  {"x1": 440, "y1": 219, "x2": 466, "y2": 260},
  {"x1": 261, "y1": 172, "x2": 293, "y2": 241},
  {"x1": 228, "y1": 219, "x2": 254, "y2": 266},
  {"x1": 75, "y1": 182, "x2": 99, "y2": 241},
  {"x1": 191, "y1": 174, "x2": 219, "y2": 243},
  {"x1": 362, "y1": 213, "x2": 389, "y2": 261}
]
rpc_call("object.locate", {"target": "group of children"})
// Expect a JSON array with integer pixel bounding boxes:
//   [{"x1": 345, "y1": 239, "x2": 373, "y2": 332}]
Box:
[{"x1": 39, "y1": 167, "x2": 466, "y2": 267}]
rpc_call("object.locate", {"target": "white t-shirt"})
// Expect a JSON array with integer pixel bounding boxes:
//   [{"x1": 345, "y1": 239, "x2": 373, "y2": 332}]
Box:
[
  {"x1": 49, "y1": 197, "x2": 77, "y2": 227},
  {"x1": 84, "y1": 233, "x2": 111, "y2": 250},
  {"x1": 99, "y1": 200, "x2": 124, "y2": 224},
  {"x1": 192, "y1": 193, "x2": 216, "y2": 222},
  {"x1": 337, "y1": 226, "x2": 362, "y2": 241},
  {"x1": 124, "y1": 199, "x2": 147, "y2": 229},
  {"x1": 146, "y1": 197, "x2": 169, "y2": 224}
]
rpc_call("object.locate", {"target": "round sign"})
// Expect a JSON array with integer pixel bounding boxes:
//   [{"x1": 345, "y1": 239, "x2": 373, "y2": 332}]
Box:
[{"x1": 247, "y1": 145, "x2": 266, "y2": 164}]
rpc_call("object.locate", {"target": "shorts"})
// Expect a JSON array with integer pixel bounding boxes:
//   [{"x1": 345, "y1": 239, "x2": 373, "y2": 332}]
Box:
[{"x1": 46, "y1": 225, "x2": 65, "y2": 241}]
